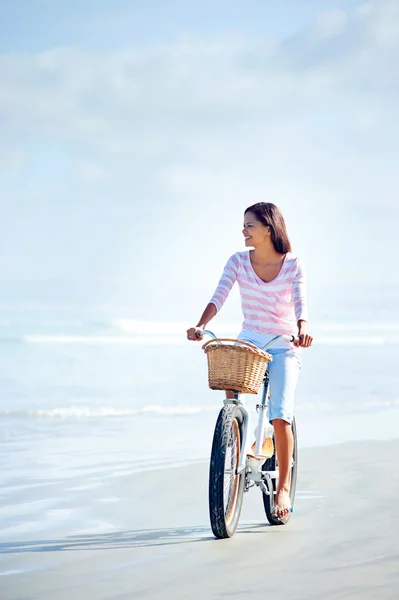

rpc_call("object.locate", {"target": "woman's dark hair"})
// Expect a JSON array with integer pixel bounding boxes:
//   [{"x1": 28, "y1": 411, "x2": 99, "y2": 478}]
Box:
[{"x1": 244, "y1": 202, "x2": 292, "y2": 253}]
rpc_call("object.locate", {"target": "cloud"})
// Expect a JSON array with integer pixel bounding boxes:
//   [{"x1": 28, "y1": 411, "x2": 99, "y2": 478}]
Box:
[
  {"x1": 1, "y1": 1, "x2": 396, "y2": 191},
  {"x1": 0, "y1": 147, "x2": 25, "y2": 173},
  {"x1": 0, "y1": 1, "x2": 397, "y2": 138},
  {"x1": 77, "y1": 162, "x2": 105, "y2": 183},
  {"x1": 0, "y1": 0, "x2": 398, "y2": 289},
  {"x1": 314, "y1": 10, "x2": 348, "y2": 39}
]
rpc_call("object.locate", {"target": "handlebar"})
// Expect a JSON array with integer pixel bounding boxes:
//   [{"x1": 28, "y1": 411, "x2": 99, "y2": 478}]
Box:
[
  {"x1": 197, "y1": 330, "x2": 300, "y2": 349},
  {"x1": 196, "y1": 329, "x2": 217, "y2": 340}
]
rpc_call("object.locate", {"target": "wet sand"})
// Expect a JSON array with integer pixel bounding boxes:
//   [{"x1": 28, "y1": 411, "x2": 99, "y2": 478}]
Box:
[{"x1": 1, "y1": 439, "x2": 398, "y2": 600}]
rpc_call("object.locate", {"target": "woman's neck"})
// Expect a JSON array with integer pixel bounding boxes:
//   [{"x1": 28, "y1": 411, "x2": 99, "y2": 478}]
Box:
[{"x1": 251, "y1": 243, "x2": 283, "y2": 264}]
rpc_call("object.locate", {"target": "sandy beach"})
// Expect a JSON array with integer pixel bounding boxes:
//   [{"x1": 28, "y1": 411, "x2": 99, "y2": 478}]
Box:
[{"x1": 1, "y1": 438, "x2": 398, "y2": 600}]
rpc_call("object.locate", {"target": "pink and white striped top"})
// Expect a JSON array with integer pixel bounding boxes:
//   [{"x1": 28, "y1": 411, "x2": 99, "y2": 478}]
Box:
[{"x1": 209, "y1": 251, "x2": 308, "y2": 338}]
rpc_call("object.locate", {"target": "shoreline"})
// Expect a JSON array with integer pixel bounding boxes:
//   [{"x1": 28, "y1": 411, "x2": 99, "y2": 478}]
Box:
[
  {"x1": 2, "y1": 420, "x2": 399, "y2": 537},
  {"x1": 1, "y1": 438, "x2": 399, "y2": 599}
]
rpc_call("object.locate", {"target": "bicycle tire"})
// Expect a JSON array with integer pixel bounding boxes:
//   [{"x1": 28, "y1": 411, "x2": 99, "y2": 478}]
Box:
[
  {"x1": 209, "y1": 404, "x2": 245, "y2": 538},
  {"x1": 261, "y1": 417, "x2": 298, "y2": 526}
]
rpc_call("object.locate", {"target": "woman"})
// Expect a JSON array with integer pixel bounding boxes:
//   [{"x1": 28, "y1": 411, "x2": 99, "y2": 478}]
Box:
[{"x1": 187, "y1": 202, "x2": 313, "y2": 521}]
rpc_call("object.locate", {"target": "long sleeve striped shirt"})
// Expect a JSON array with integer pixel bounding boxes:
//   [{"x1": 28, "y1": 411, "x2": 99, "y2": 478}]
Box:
[{"x1": 209, "y1": 251, "x2": 308, "y2": 337}]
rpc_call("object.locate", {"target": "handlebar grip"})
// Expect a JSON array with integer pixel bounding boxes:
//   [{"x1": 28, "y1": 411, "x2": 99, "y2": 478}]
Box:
[{"x1": 282, "y1": 334, "x2": 301, "y2": 345}]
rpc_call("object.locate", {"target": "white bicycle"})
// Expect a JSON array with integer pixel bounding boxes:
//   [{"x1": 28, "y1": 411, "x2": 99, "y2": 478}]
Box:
[{"x1": 199, "y1": 330, "x2": 299, "y2": 539}]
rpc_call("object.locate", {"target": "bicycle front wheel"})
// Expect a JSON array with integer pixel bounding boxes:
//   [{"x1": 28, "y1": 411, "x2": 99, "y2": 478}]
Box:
[
  {"x1": 209, "y1": 404, "x2": 245, "y2": 539},
  {"x1": 262, "y1": 417, "x2": 298, "y2": 526}
]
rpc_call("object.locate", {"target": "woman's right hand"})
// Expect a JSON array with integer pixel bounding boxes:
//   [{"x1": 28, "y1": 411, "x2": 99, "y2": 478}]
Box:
[{"x1": 186, "y1": 326, "x2": 203, "y2": 341}]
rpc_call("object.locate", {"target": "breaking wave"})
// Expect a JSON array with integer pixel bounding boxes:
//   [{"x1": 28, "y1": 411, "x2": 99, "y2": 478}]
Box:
[
  {"x1": 0, "y1": 317, "x2": 399, "y2": 345},
  {"x1": 0, "y1": 404, "x2": 220, "y2": 419}
]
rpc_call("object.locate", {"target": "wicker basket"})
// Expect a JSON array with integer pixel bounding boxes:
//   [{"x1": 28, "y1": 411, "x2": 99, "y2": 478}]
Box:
[{"x1": 202, "y1": 338, "x2": 273, "y2": 394}]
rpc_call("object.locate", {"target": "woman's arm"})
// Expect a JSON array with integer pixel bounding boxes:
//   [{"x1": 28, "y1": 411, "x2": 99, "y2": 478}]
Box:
[
  {"x1": 208, "y1": 254, "x2": 239, "y2": 312},
  {"x1": 187, "y1": 254, "x2": 239, "y2": 341},
  {"x1": 293, "y1": 259, "x2": 313, "y2": 348},
  {"x1": 293, "y1": 258, "x2": 308, "y2": 323},
  {"x1": 196, "y1": 303, "x2": 217, "y2": 329},
  {"x1": 186, "y1": 303, "x2": 217, "y2": 341}
]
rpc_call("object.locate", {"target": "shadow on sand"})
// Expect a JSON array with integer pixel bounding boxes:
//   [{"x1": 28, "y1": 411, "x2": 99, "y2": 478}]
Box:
[{"x1": 1, "y1": 522, "x2": 270, "y2": 554}]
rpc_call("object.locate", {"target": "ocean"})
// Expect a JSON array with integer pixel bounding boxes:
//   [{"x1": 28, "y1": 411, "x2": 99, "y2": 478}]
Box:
[{"x1": 1, "y1": 304, "x2": 399, "y2": 537}]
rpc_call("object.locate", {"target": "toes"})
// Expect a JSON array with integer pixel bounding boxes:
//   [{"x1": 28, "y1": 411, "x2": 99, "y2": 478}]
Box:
[
  {"x1": 273, "y1": 505, "x2": 290, "y2": 520},
  {"x1": 273, "y1": 506, "x2": 285, "y2": 519}
]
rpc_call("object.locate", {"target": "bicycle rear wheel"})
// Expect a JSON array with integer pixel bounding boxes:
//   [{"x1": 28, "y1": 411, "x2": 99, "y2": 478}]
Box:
[
  {"x1": 209, "y1": 403, "x2": 245, "y2": 538},
  {"x1": 261, "y1": 417, "x2": 298, "y2": 526}
]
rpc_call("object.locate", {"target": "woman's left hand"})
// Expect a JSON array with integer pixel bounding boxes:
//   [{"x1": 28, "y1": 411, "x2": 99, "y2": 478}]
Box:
[{"x1": 294, "y1": 333, "x2": 313, "y2": 348}]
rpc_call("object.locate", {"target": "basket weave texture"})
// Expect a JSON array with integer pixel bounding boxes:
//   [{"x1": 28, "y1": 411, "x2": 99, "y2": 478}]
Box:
[{"x1": 202, "y1": 338, "x2": 273, "y2": 394}]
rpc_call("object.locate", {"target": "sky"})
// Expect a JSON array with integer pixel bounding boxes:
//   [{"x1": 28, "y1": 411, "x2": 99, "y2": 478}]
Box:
[{"x1": 0, "y1": 0, "x2": 398, "y2": 321}]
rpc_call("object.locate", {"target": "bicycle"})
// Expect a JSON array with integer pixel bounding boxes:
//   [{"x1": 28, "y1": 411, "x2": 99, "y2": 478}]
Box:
[{"x1": 198, "y1": 330, "x2": 299, "y2": 539}]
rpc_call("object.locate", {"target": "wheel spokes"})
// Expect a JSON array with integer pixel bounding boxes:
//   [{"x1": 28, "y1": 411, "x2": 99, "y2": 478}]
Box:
[{"x1": 223, "y1": 419, "x2": 240, "y2": 523}]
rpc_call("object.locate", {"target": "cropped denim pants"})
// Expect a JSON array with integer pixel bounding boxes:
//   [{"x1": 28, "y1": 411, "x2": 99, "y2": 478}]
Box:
[{"x1": 237, "y1": 329, "x2": 301, "y2": 425}]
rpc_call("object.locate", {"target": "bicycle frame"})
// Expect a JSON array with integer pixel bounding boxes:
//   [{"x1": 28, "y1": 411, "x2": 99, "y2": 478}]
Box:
[
  {"x1": 226, "y1": 358, "x2": 272, "y2": 481},
  {"x1": 200, "y1": 331, "x2": 297, "y2": 489}
]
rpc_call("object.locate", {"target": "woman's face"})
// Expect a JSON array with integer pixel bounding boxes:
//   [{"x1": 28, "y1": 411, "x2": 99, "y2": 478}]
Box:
[{"x1": 242, "y1": 212, "x2": 269, "y2": 247}]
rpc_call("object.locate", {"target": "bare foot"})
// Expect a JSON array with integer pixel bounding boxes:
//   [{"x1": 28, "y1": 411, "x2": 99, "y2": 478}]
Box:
[{"x1": 273, "y1": 488, "x2": 291, "y2": 521}]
